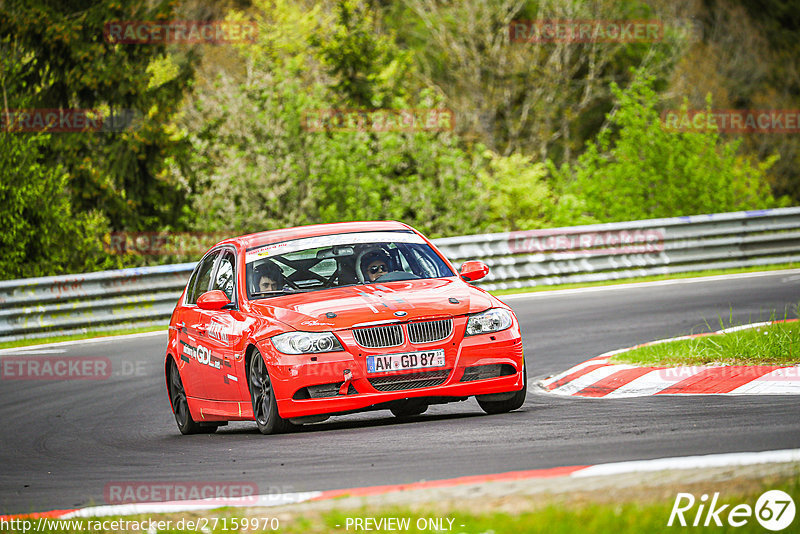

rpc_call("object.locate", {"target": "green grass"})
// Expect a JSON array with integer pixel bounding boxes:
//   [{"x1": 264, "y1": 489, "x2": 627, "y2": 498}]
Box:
[
  {"x1": 611, "y1": 319, "x2": 800, "y2": 367},
  {"x1": 489, "y1": 262, "x2": 800, "y2": 296},
  {"x1": 0, "y1": 325, "x2": 166, "y2": 350},
  {"x1": 22, "y1": 473, "x2": 800, "y2": 533}
]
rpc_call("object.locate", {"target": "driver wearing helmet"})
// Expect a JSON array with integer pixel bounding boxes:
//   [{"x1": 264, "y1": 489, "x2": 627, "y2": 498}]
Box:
[
  {"x1": 253, "y1": 261, "x2": 285, "y2": 293},
  {"x1": 360, "y1": 248, "x2": 392, "y2": 283}
]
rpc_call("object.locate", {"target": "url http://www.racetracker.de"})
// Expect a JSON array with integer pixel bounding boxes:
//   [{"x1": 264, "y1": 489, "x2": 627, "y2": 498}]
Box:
[{"x1": 0, "y1": 516, "x2": 280, "y2": 533}]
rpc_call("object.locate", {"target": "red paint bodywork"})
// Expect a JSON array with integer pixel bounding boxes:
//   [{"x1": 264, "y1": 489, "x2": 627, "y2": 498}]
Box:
[{"x1": 165, "y1": 221, "x2": 525, "y2": 424}]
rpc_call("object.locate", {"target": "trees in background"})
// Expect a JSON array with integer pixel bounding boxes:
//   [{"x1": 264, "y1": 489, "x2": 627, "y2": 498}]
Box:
[
  {"x1": 0, "y1": 0, "x2": 198, "y2": 277},
  {"x1": 1, "y1": 0, "x2": 795, "y2": 279},
  {"x1": 552, "y1": 74, "x2": 782, "y2": 224},
  {"x1": 182, "y1": 0, "x2": 486, "y2": 238}
]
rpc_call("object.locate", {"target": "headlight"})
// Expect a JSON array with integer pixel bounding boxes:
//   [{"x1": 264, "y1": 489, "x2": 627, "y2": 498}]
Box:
[
  {"x1": 465, "y1": 308, "x2": 513, "y2": 336},
  {"x1": 271, "y1": 332, "x2": 344, "y2": 354}
]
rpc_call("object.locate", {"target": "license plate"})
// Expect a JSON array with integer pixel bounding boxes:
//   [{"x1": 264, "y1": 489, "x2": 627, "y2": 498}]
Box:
[{"x1": 367, "y1": 349, "x2": 445, "y2": 373}]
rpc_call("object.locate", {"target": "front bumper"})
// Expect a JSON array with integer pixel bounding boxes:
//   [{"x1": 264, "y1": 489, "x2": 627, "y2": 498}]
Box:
[{"x1": 266, "y1": 318, "x2": 525, "y2": 419}]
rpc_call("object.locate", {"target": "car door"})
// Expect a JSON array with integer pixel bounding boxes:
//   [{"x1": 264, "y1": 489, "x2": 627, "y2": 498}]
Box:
[
  {"x1": 176, "y1": 249, "x2": 219, "y2": 398},
  {"x1": 194, "y1": 247, "x2": 247, "y2": 402}
]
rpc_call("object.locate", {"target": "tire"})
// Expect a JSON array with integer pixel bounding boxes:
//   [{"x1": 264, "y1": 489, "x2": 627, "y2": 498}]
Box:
[
  {"x1": 390, "y1": 400, "x2": 428, "y2": 418},
  {"x1": 248, "y1": 350, "x2": 294, "y2": 435},
  {"x1": 477, "y1": 361, "x2": 527, "y2": 415},
  {"x1": 168, "y1": 358, "x2": 218, "y2": 435}
]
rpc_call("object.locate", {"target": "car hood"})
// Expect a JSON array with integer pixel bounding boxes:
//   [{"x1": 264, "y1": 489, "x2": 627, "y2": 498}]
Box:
[{"x1": 249, "y1": 278, "x2": 496, "y2": 331}]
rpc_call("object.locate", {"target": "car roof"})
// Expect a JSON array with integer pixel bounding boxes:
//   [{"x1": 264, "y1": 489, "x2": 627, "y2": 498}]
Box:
[{"x1": 214, "y1": 221, "x2": 416, "y2": 251}]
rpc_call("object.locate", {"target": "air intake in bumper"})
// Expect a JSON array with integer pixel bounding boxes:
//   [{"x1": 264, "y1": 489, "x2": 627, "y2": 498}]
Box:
[
  {"x1": 459, "y1": 363, "x2": 517, "y2": 382},
  {"x1": 369, "y1": 369, "x2": 450, "y2": 391}
]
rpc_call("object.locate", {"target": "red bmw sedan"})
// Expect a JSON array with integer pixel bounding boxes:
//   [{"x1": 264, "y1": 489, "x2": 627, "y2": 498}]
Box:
[{"x1": 165, "y1": 221, "x2": 526, "y2": 434}]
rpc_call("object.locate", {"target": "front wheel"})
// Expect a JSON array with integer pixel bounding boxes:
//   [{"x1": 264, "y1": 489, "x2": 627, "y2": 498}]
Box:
[
  {"x1": 249, "y1": 350, "x2": 294, "y2": 435},
  {"x1": 477, "y1": 361, "x2": 527, "y2": 415}
]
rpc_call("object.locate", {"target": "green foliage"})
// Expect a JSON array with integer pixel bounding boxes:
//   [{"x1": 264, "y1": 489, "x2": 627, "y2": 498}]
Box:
[
  {"x1": 185, "y1": 0, "x2": 485, "y2": 238},
  {"x1": 556, "y1": 74, "x2": 781, "y2": 223},
  {"x1": 0, "y1": 130, "x2": 113, "y2": 279},
  {"x1": 0, "y1": 0, "x2": 197, "y2": 232},
  {"x1": 1, "y1": 0, "x2": 796, "y2": 281},
  {"x1": 311, "y1": 0, "x2": 413, "y2": 108},
  {"x1": 478, "y1": 151, "x2": 554, "y2": 232}
]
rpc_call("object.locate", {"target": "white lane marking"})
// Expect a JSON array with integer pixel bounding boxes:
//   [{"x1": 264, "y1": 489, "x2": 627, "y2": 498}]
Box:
[
  {"x1": 498, "y1": 269, "x2": 800, "y2": 300},
  {"x1": 729, "y1": 380, "x2": 800, "y2": 395},
  {"x1": 0, "y1": 330, "x2": 167, "y2": 354},
  {"x1": 547, "y1": 364, "x2": 636, "y2": 396},
  {"x1": 540, "y1": 357, "x2": 610, "y2": 388},
  {"x1": 572, "y1": 449, "x2": 800, "y2": 478},
  {"x1": 59, "y1": 491, "x2": 323, "y2": 519},
  {"x1": 719, "y1": 321, "x2": 772, "y2": 334},
  {"x1": 730, "y1": 367, "x2": 800, "y2": 394},
  {"x1": 0, "y1": 348, "x2": 67, "y2": 355}
]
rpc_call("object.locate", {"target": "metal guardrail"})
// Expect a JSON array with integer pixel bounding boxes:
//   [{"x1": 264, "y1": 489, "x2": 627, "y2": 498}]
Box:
[{"x1": 1, "y1": 208, "x2": 799, "y2": 342}]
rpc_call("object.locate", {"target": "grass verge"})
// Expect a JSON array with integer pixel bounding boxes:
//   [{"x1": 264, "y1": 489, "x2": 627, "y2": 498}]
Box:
[
  {"x1": 0, "y1": 326, "x2": 166, "y2": 350},
  {"x1": 22, "y1": 471, "x2": 800, "y2": 533},
  {"x1": 611, "y1": 318, "x2": 800, "y2": 367}
]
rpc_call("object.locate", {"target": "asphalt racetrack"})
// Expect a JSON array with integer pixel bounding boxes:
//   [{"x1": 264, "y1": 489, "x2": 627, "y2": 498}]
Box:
[{"x1": 1, "y1": 270, "x2": 799, "y2": 514}]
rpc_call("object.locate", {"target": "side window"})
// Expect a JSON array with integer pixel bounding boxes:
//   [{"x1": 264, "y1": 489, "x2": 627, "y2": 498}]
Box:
[
  {"x1": 186, "y1": 251, "x2": 218, "y2": 304},
  {"x1": 212, "y1": 250, "x2": 236, "y2": 301}
]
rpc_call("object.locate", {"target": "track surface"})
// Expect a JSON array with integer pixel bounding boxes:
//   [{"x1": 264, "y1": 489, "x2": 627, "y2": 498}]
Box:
[{"x1": 1, "y1": 271, "x2": 799, "y2": 514}]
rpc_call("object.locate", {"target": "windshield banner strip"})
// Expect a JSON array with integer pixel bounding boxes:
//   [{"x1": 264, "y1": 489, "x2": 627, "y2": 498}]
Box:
[{"x1": 245, "y1": 231, "x2": 425, "y2": 264}]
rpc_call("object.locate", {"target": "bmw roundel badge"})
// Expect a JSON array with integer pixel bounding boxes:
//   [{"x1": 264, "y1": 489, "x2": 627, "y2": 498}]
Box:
[{"x1": 394, "y1": 311, "x2": 408, "y2": 317}]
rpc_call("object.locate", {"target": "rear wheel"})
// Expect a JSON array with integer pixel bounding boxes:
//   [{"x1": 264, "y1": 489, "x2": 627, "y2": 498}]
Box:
[
  {"x1": 390, "y1": 400, "x2": 428, "y2": 418},
  {"x1": 168, "y1": 358, "x2": 218, "y2": 434},
  {"x1": 477, "y1": 361, "x2": 527, "y2": 415},
  {"x1": 249, "y1": 350, "x2": 293, "y2": 434}
]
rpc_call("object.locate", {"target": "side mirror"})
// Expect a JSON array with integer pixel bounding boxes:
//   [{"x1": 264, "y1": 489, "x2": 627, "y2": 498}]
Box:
[
  {"x1": 197, "y1": 290, "x2": 232, "y2": 310},
  {"x1": 459, "y1": 260, "x2": 490, "y2": 282}
]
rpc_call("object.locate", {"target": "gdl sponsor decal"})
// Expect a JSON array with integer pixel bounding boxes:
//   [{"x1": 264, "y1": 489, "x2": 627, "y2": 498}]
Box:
[{"x1": 668, "y1": 490, "x2": 795, "y2": 531}]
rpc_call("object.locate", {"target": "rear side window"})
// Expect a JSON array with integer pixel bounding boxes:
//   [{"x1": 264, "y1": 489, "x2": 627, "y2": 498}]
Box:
[
  {"x1": 186, "y1": 251, "x2": 218, "y2": 304},
  {"x1": 212, "y1": 250, "x2": 236, "y2": 301}
]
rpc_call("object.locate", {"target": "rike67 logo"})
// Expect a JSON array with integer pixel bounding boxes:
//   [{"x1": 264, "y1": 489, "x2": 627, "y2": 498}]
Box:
[{"x1": 668, "y1": 490, "x2": 795, "y2": 531}]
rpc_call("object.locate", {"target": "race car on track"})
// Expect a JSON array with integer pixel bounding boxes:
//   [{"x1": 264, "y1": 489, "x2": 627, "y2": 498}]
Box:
[{"x1": 164, "y1": 221, "x2": 526, "y2": 434}]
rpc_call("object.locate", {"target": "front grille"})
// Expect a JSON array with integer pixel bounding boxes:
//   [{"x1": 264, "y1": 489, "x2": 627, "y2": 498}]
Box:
[
  {"x1": 353, "y1": 324, "x2": 403, "y2": 348},
  {"x1": 408, "y1": 318, "x2": 453, "y2": 344},
  {"x1": 369, "y1": 369, "x2": 450, "y2": 392},
  {"x1": 460, "y1": 363, "x2": 517, "y2": 382}
]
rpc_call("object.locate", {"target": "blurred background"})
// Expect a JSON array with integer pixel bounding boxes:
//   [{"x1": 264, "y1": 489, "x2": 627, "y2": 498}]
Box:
[{"x1": 1, "y1": 0, "x2": 798, "y2": 279}]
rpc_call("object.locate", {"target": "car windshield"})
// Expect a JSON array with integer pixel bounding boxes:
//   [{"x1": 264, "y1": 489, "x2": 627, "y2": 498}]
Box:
[{"x1": 245, "y1": 231, "x2": 454, "y2": 299}]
